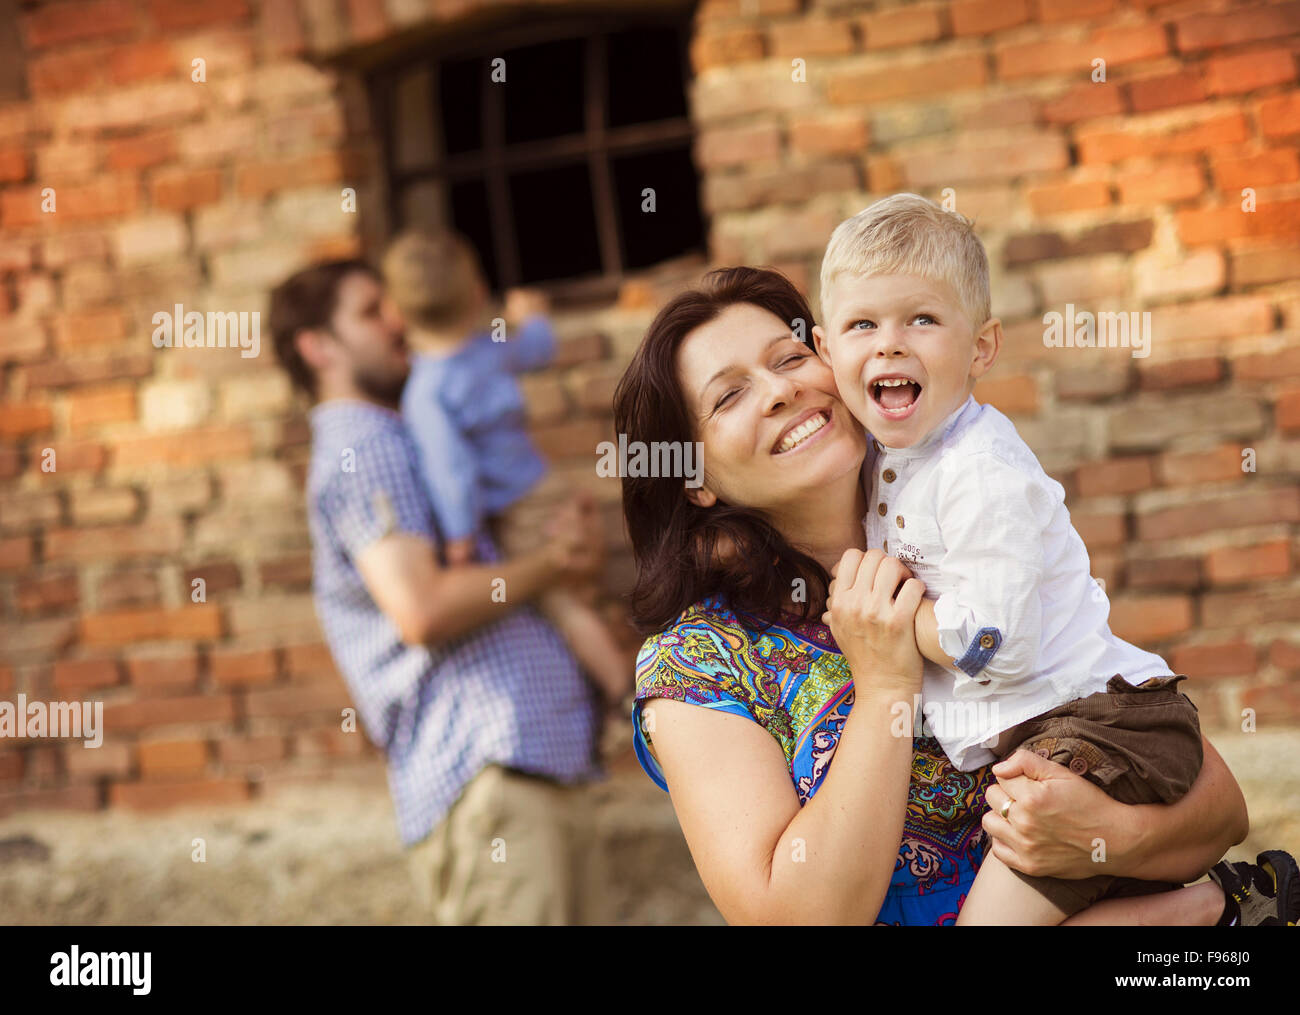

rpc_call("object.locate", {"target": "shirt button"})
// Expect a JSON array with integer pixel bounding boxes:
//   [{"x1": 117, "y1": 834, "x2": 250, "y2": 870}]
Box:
[
  {"x1": 877, "y1": 503, "x2": 887, "y2": 516},
  {"x1": 1069, "y1": 757, "x2": 1089, "y2": 775},
  {"x1": 979, "y1": 633, "x2": 995, "y2": 650},
  {"x1": 882, "y1": 468, "x2": 896, "y2": 483},
  {"x1": 895, "y1": 515, "x2": 904, "y2": 528}
]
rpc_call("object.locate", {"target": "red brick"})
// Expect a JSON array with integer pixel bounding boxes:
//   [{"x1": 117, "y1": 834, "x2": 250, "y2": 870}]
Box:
[
  {"x1": 1241, "y1": 683, "x2": 1300, "y2": 724},
  {"x1": 0, "y1": 402, "x2": 54, "y2": 437},
  {"x1": 109, "y1": 777, "x2": 249, "y2": 810},
  {"x1": 1126, "y1": 71, "x2": 1207, "y2": 114},
  {"x1": 1278, "y1": 388, "x2": 1300, "y2": 432},
  {"x1": 24, "y1": 355, "x2": 154, "y2": 389},
  {"x1": 695, "y1": 123, "x2": 781, "y2": 170},
  {"x1": 1156, "y1": 443, "x2": 1248, "y2": 486},
  {"x1": 788, "y1": 112, "x2": 869, "y2": 157},
  {"x1": 79, "y1": 604, "x2": 223, "y2": 646},
  {"x1": 1138, "y1": 357, "x2": 1224, "y2": 391},
  {"x1": 1026, "y1": 179, "x2": 1112, "y2": 215},
  {"x1": 0, "y1": 784, "x2": 102, "y2": 812},
  {"x1": 1177, "y1": 199, "x2": 1300, "y2": 246},
  {"x1": 1035, "y1": 0, "x2": 1116, "y2": 22},
  {"x1": 828, "y1": 52, "x2": 987, "y2": 104},
  {"x1": 102, "y1": 693, "x2": 236, "y2": 733},
  {"x1": 218, "y1": 736, "x2": 287, "y2": 765},
  {"x1": 858, "y1": 6, "x2": 944, "y2": 49},
  {"x1": 16, "y1": 573, "x2": 80, "y2": 615},
  {"x1": 1257, "y1": 92, "x2": 1300, "y2": 138},
  {"x1": 243, "y1": 684, "x2": 352, "y2": 719},
  {"x1": 1234, "y1": 347, "x2": 1300, "y2": 382},
  {"x1": 46, "y1": 520, "x2": 183, "y2": 563},
  {"x1": 1204, "y1": 48, "x2": 1297, "y2": 97},
  {"x1": 690, "y1": 27, "x2": 765, "y2": 72},
  {"x1": 54, "y1": 308, "x2": 129, "y2": 352},
  {"x1": 1116, "y1": 160, "x2": 1205, "y2": 205},
  {"x1": 1042, "y1": 83, "x2": 1126, "y2": 124},
  {"x1": 28, "y1": 48, "x2": 105, "y2": 96},
  {"x1": 105, "y1": 130, "x2": 175, "y2": 171},
  {"x1": 1073, "y1": 507, "x2": 1127, "y2": 549},
  {"x1": 150, "y1": 167, "x2": 222, "y2": 211},
  {"x1": 22, "y1": 1, "x2": 135, "y2": 49},
  {"x1": 52, "y1": 658, "x2": 122, "y2": 693},
  {"x1": 66, "y1": 383, "x2": 137, "y2": 432},
  {"x1": 1109, "y1": 595, "x2": 1193, "y2": 644},
  {"x1": 209, "y1": 647, "x2": 279, "y2": 686},
  {"x1": 1075, "y1": 456, "x2": 1155, "y2": 497},
  {"x1": 29, "y1": 441, "x2": 108, "y2": 475},
  {"x1": 60, "y1": 176, "x2": 141, "y2": 223},
  {"x1": 974, "y1": 374, "x2": 1039, "y2": 415},
  {"x1": 1137, "y1": 488, "x2": 1300, "y2": 540},
  {"x1": 1203, "y1": 589, "x2": 1300, "y2": 627},
  {"x1": 108, "y1": 40, "x2": 176, "y2": 86},
  {"x1": 1205, "y1": 539, "x2": 1291, "y2": 585},
  {"x1": 1174, "y1": 3, "x2": 1300, "y2": 52},
  {"x1": 234, "y1": 150, "x2": 366, "y2": 198},
  {"x1": 767, "y1": 18, "x2": 856, "y2": 59},
  {"x1": 138, "y1": 738, "x2": 208, "y2": 779},
  {"x1": 65, "y1": 742, "x2": 133, "y2": 780},
  {"x1": 0, "y1": 537, "x2": 34, "y2": 571},
  {"x1": 1270, "y1": 639, "x2": 1300, "y2": 672},
  {"x1": 1125, "y1": 555, "x2": 1200, "y2": 592},
  {"x1": 1167, "y1": 641, "x2": 1257, "y2": 679},
  {"x1": 293, "y1": 728, "x2": 367, "y2": 759},
  {"x1": 148, "y1": 0, "x2": 250, "y2": 31},
  {"x1": 952, "y1": 0, "x2": 1030, "y2": 36},
  {"x1": 1080, "y1": 112, "x2": 1249, "y2": 164},
  {"x1": 113, "y1": 426, "x2": 255, "y2": 468},
  {"x1": 126, "y1": 651, "x2": 199, "y2": 691}
]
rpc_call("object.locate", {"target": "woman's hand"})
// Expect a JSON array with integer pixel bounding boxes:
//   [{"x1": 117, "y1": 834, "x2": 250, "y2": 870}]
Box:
[
  {"x1": 822, "y1": 548, "x2": 926, "y2": 695},
  {"x1": 981, "y1": 749, "x2": 1140, "y2": 880}
]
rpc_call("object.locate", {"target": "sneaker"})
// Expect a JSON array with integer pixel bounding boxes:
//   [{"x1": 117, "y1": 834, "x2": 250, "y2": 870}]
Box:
[{"x1": 1209, "y1": 851, "x2": 1300, "y2": 926}]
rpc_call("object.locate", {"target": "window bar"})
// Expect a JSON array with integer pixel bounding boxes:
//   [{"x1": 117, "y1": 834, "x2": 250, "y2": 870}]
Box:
[
  {"x1": 585, "y1": 32, "x2": 623, "y2": 280},
  {"x1": 482, "y1": 56, "x2": 521, "y2": 289}
]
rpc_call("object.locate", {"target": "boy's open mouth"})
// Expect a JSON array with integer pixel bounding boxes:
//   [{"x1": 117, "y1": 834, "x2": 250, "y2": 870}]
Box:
[{"x1": 871, "y1": 375, "x2": 922, "y2": 416}]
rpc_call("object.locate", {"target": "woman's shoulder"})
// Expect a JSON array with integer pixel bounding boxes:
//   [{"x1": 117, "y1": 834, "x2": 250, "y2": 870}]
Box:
[{"x1": 634, "y1": 596, "x2": 755, "y2": 697}]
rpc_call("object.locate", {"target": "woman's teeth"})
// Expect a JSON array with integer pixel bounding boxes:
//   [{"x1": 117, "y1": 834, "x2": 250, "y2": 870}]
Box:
[{"x1": 777, "y1": 412, "x2": 827, "y2": 453}]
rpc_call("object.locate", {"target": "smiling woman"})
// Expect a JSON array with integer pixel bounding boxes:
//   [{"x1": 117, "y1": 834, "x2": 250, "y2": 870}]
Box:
[{"x1": 613, "y1": 265, "x2": 1253, "y2": 926}]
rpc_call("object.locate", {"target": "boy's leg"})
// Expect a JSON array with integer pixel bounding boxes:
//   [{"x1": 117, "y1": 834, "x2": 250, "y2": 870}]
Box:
[
  {"x1": 956, "y1": 850, "x2": 1073, "y2": 925},
  {"x1": 1062, "y1": 881, "x2": 1222, "y2": 926}
]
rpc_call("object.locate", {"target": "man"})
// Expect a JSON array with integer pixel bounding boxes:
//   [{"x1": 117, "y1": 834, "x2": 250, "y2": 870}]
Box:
[{"x1": 269, "y1": 259, "x2": 607, "y2": 925}]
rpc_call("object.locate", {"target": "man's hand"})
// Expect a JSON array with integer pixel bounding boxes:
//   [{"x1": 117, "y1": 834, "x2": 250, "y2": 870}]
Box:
[
  {"x1": 823, "y1": 548, "x2": 926, "y2": 694},
  {"x1": 543, "y1": 491, "x2": 604, "y2": 583}
]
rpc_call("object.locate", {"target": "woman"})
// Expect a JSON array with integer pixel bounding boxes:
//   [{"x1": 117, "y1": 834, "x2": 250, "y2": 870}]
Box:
[{"x1": 614, "y1": 266, "x2": 1259, "y2": 926}]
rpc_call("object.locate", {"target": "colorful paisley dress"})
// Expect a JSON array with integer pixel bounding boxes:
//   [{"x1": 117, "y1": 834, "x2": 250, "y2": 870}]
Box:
[{"x1": 632, "y1": 595, "x2": 997, "y2": 925}]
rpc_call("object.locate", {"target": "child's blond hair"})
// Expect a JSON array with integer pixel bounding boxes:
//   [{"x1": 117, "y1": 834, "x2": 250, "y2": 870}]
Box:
[
  {"x1": 381, "y1": 228, "x2": 484, "y2": 330},
  {"x1": 819, "y1": 193, "x2": 990, "y2": 331}
]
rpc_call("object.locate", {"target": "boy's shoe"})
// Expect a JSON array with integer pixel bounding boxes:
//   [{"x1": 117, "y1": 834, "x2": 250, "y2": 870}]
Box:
[{"x1": 1209, "y1": 851, "x2": 1300, "y2": 926}]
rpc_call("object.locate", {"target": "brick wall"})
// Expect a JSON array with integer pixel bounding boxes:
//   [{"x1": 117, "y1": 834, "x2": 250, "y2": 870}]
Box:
[{"x1": 1, "y1": 0, "x2": 1298, "y2": 816}]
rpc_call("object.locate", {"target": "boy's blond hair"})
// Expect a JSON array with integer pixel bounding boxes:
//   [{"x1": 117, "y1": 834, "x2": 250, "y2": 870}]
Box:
[
  {"x1": 381, "y1": 228, "x2": 483, "y2": 330},
  {"x1": 819, "y1": 193, "x2": 990, "y2": 331}
]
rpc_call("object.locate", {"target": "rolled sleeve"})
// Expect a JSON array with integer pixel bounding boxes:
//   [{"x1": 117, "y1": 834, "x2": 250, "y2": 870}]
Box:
[
  {"x1": 931, "y1": 452, "x2": 1057, "y2": 695},
  {"x1": 316, "y1": 433, "x2": 439, "y2": 559}
]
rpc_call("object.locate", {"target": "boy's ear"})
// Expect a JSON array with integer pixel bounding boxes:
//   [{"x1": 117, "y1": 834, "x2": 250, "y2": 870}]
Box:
[
  {"x1": 812, "y1": 324, "x2": 832, "y2": 366},
  {"x1": 969, "y1": 317, "x2": 1002, "y2": 381},
  {"x1": 684, "y1": 483, "x2": 717, "y2": 509}
]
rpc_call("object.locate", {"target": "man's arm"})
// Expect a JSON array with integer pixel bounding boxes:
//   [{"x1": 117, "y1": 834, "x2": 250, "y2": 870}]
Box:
[{"x1": 356, "y1": 502, "x2": 599, "y2": 648}]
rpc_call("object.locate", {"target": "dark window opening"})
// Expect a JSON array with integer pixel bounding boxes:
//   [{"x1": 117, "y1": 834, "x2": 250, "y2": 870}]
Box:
[{"x1": 373, "y1": 13, "x2": 705, "y2": 297}]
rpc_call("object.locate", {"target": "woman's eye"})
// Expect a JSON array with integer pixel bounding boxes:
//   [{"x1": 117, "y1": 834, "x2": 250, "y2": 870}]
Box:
[
  {"x1": 778, "y1": 354, "x2": 805, "y2": 367},
  {"x1": 715, "y1": 389, "x2": 738, "y2": 410}
]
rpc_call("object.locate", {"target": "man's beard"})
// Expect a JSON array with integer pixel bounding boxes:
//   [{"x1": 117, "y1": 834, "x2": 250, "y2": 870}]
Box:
[{"x1": 352, "y1": 362, "x2": 408, "y2": 407}]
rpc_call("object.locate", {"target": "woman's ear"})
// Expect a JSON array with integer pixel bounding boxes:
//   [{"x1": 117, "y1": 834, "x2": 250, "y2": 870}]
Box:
[
  {"x1": 684, "y1": 484, "x2": 717, "y2": 509},
  {"x1": 969, "y1": 317, "x2": 1003, "y2": 380}
]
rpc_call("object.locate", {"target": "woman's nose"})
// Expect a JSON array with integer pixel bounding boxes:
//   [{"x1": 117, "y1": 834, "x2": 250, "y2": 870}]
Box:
[{"x1": 761, "y1": 370, "x2": 799, "y2": 411}]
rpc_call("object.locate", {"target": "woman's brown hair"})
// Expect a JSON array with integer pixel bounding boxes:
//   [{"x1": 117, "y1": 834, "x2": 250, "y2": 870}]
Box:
[{"x1": 613, "y1": 266, "x2": 832, "y2": 635}]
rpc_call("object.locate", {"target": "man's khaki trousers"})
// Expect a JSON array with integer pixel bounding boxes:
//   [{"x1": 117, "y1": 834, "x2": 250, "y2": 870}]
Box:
[{"x1": 407, "y1": 764, "x2": 607, "y2": 925}]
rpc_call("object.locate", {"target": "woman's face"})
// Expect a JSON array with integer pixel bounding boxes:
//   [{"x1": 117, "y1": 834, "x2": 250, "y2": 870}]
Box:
[{"x1": 677, "y1": 302, "x2": 867, "y2": 516}]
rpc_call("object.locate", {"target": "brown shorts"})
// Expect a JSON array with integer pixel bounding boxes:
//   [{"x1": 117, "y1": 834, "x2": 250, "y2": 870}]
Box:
[{"x1": 990, "y1": 673, "x2": 1204, "y2": 917}]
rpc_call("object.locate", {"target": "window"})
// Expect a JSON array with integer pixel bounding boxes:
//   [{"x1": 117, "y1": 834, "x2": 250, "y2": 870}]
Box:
[{"x1": 370, "y1": 13, "x2": 705, "y2": 299}]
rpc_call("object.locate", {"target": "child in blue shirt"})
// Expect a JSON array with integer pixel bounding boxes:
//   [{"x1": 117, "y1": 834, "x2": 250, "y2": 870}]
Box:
[{"x1": 383, "y1": 229, "x2": 630, "y2": 711}]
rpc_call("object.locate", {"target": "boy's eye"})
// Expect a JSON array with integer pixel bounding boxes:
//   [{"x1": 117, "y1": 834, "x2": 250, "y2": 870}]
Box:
[
  {"x1": 850, "y1": 320, "x2": 875, "y2": 331},
  {"x1": 913, "y1": 313, "x2": 937, "y2": 325}
]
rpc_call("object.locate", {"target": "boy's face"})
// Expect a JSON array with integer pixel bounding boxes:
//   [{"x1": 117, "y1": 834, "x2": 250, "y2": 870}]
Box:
[{"x1": 814, "y1": 272, "x2": 998, "y2": 449}]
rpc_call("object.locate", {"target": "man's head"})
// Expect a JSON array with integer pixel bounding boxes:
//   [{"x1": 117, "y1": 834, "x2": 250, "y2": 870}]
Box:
[
  {"x1": 269, "y1": 259, "x2": 410, "y2": 408},
  {"x1": 813, "y1": 193, "x2": 1002, "y2": 448},
  {"x1": 381, "y1": 228, "x2": 487, "y2": 335}
]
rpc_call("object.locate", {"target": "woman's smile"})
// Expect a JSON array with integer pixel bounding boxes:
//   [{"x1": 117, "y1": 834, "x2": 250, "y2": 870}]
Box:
[{"x1": 772, "y1": 406, "x2": 835, "y2": 455}]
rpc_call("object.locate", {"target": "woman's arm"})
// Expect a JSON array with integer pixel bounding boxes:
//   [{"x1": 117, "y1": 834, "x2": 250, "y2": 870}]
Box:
[
  {"x1": 645, "y1": 550, "x2": 927, "y2": 924},
  {"x1": 981, "y1": 734, "x2": 1248, "y2": 885}
]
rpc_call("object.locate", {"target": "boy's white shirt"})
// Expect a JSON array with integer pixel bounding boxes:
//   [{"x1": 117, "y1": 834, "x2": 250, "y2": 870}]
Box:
[{"x1": 861, "y1": 394, "x2": 1172, "y2": 771}]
